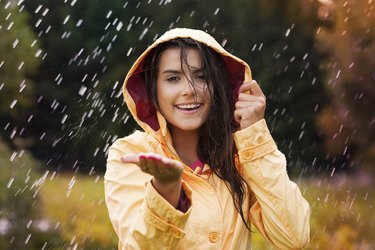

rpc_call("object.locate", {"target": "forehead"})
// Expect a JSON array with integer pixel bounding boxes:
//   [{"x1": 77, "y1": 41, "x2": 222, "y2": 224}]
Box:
[{"x1": 158, "y1": 47, "x2": 202, "y2": 69}]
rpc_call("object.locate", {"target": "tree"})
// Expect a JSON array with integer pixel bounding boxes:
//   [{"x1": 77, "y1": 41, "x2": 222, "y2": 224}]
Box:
[
  {"x1": 315, "y1": 0, "x2": 375, "y2": 176},
  {"x1": 0, "y1": 0, "x2": 40, "y2": 147}
]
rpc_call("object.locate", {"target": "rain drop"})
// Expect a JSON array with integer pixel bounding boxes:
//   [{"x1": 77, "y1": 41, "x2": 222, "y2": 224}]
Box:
[
  {"x1": 18, "y1": 61, "x2": 24, "y2": 70},
  {"x1": 106, "y1": 10, "x2": 113, "y2": 19},
  {"x1": 126, "y1": 47, "x2": 133, "y2": 56},
  {"x1": 79, "y1": 85, "x2": 87, "y2": 96},
  {"x1": 42, "y1": 8, "x2": 49, "y2": 16},
  {"x1": 10, "y1": 99, "x2": 17, "y2": 109},
  {"x1": 12, "y1": 38, "x2": 19, "y2": 48},
  {"x1": 61, "y1": 114, "x2": 68, "y2": 124},
  {"x1": 336, "y1": 70, "x2": 341, "y2": 78},
  {"x1": 25, "y1": 234, "x2": 32, "y2": 244},
  {"x1": 7, "y1": 22, "x2": 14, "y2": 30},
  {"x1": 68, "y1": 176, "x2": 76, "y2": 190},
  {"x1": 7, "y1": 178, "x2": 14, "y2": 188},
  {"x1": 76, "y1": 19, "x2": 83, "y2": 27},
  {"x1": 34, "y1": 4, "x2": 42, "y2": 13},
  {"x1": 35, "y1": 18, "x2": 42, "y2": 28},
  {"x1": 116, "y1": 21, "x2": 123, "y2": 31},
  {"x1": 35, "y1": 49, "x2": 42, "y2": 57},
  {"x1": 285, "y1": 28, "x2": 291, "y2": 37},
  {"x1": 63, "y1": 15, "x2": 70, "y2": 25},
  {"x1": 139, "y1": 28, "x2": 149, "y2": 40}
]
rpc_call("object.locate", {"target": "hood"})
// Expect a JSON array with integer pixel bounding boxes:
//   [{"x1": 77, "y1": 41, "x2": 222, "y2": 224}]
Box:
[{"x1": 123, "y1": 28, "x2": 252, "y2": 140}]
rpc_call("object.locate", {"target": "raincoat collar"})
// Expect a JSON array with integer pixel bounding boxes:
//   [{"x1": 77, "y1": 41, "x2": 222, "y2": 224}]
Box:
[{"x1": 123, "y1": 28, "x2": 252, "y2": 144}]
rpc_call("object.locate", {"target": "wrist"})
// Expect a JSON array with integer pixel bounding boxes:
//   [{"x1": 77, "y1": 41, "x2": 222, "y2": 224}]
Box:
[{"x1": 151, "y1": 177, "x2": 182, "y2": 208}]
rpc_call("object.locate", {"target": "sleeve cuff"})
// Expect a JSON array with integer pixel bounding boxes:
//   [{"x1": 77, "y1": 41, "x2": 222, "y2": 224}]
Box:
[
  {"x1": 144, "y1": 180, "x2": 192, "y2": 237},
  {"x1": 233, "y1": 119, "x2": 278, "y2": 162}
]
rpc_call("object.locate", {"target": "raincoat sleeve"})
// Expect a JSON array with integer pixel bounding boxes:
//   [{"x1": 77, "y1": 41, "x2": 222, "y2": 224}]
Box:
[
  {"x1": 233, "y1": 119, "x2": 311, "y2": 249},
  {"x1": 104, "y1": 133, "x2": 193, "y2": 250}
]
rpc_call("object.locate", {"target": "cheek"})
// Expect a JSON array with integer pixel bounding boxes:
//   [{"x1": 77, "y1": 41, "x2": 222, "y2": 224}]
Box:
[
  {"x1": 156, "y1": 81, "x2": 172, "y2": 112},
  {"x1": 156, "y1": 80, "x2": 164, "y2": 107}
]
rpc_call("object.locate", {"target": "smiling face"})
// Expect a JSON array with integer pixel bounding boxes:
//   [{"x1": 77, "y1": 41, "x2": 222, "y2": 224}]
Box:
[{"x1": 156, "y1": 47, "x2": 211, "y2": 134}]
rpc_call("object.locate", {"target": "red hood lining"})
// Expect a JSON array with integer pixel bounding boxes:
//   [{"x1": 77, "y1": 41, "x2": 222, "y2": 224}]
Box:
[{"x1": 126, "y1": 55, "x2": 245, "y2": 132}]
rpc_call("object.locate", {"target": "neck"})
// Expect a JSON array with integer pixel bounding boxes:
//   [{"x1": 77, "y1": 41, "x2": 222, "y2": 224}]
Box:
[{"x1": 171, "y1": 127, "x2": 199, "y2": 166}]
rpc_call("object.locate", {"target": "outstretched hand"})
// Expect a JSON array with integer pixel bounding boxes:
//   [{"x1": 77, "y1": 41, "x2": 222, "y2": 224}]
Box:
[
  {"x1": 234, "y1": 80, "x2": 266, "y2": 130},
  {"x1": 121, "y1": 153, "x2": 184, "y2": 207},
  {"x1": 121, "y1": 153, "x2": 184, "y2": 184}
]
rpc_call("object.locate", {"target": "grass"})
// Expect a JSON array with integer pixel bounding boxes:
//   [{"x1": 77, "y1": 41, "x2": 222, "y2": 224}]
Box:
[
  {"x1": 39, "y1": 172, "x2": 118, "y2": 249},
  {"x1": 39, "y1": 173, "x2": 375, "y2": 249}
]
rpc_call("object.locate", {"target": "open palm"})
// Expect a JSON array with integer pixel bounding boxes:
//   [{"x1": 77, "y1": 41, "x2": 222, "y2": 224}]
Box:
[{"x1": 121, "y1": 153, "x2": 184, "y2": 184}]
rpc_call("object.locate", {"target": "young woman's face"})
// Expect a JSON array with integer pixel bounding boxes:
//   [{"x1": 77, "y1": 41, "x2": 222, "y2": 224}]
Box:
[{"x1": 156, "y1": 47, "x2": 211, "y2": 133}]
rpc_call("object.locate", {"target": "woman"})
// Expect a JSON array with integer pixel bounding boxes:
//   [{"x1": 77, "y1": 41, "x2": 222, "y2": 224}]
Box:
[{"x1": 104, "y1": 28, "x2": 310, "y2": 249}]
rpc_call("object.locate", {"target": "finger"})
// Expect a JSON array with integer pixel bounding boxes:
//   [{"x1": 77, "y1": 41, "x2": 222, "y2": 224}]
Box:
[
  {"x1": 121, "y1": 154, "x2": 141, "y2": 164},
  {"x1": 237, "y1": 93, "x2": 263, "y2": 102},
  {"x1": 234, "y1": 109, "x2": 242, "y2": 123},
  {"x1": 238, "y1": 81, "x2": 253, "y2": 94},
  {"x1": 239, "y1": 80, "x2": 264, "y2": 97},
  {"x1": 142, "y1": 153, "x2": 163, "y2": 172},
  {"x1": 249, "y1": 80, "x2": 265, "y2": 97}
]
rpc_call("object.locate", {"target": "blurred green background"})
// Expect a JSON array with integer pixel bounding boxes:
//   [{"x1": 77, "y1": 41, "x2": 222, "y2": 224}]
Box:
[{"x1": 0, "y1": 0, "x2": 374, "y2": 249}]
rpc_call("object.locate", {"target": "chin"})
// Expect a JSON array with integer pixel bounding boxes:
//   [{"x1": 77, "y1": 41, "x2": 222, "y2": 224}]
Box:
[{"x1": 175, "y1": 122, "x2": 204, "y2": 132}]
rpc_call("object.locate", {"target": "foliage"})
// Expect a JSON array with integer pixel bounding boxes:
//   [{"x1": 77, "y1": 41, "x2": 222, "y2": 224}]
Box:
[
  {"x1": 315, "y1": 0, "x2": 375, "y2": 175},
  {"x1": 0, "y1": 0, "x2": 40, "y2": 146}
]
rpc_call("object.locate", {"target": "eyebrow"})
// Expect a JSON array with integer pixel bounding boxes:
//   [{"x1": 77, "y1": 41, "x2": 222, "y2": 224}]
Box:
[{"x1": 161, "y1": 68, "x2": 203, "y2": 74}]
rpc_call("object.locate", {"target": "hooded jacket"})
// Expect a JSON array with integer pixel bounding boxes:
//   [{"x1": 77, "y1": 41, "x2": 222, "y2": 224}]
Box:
[{"x1": 104, "y1": 28, "x2": 310, "y2": 250}]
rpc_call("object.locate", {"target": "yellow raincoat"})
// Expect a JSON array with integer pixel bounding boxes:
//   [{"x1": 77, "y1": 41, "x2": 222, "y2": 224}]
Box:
[{"x1": 104, "y1": 28, "x2": 310, "y2": 249}]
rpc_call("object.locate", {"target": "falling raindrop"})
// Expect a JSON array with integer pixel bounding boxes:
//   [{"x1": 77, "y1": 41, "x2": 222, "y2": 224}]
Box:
[
  {"x1": 139, "y1": 27, "x2": 149, "y2": 40},
  {"x1": 63, "y1": 15, "x2": 70, "y2": 25},
  {"x1": 34, "y1": 4, "x2": 42, "y2": 13},
  {"x1": 221, "y1": 38, "x2": 228, "y2": 47},
  {"x1": 24, "y1": 234, "x2": 32, "y2": 244},
  {"x1": 18, "y1": 61, "x2": 24, "y2": 70},
  {"x1": 106, "y1": 10, "x2": 113, "y2": 19},
  {"x1": 42, "y1": 8, "x2": 49, "y2": 16},
  {"x1": 12, "y1": 38, "x2": 19, "y2": 48},
  {"x1": 76, "y1": 19, "x2": 83, "y2": 27},
  {"x1": 79, "y1": 85, "x2": 87, "y2": 96},
  {"x1": 285, "y1": 28, "x2": 291, "y2": 37},
  {"x1": 35, "y1": 18, "x2": 42, "y2": 27},
  {"x1": 126, "y1": 47, "x2": 133, "y2": 56},
  {"x1": 7, "y1": 178, "x2": 14, "y2": 188},
  {"x1": 116, "y1": 21, "x2": 123, "y2": 31},
  {"x1": 336, "y1": 70, "x2": 341, "y2": 78},
  {"x1": 61, "y1": 114, "x2": 68, "y2": 124}
]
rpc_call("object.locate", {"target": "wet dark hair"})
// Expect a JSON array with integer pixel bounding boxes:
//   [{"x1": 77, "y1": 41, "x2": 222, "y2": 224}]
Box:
[{"x1": 143, "y1": 38, "x2": 250, "y2": 230}]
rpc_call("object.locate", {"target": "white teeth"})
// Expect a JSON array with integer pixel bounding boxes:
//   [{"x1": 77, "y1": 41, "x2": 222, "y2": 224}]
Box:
[{"x1": 177, "y1": 104, "x2": 201, "y2": 109}]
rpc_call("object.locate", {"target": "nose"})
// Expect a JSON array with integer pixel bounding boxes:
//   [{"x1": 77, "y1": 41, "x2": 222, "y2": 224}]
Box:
[{"x1": 181, "y1": 77, "x2": 194, "y2": 96}]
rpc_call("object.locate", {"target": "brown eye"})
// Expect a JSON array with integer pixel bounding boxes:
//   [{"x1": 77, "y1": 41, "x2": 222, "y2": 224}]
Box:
[
  {"x1": 196, "y1": 74, "x2": 206, "y2": 80},
  {"x1": 167, "y1": 76, "x2": 180, "y2": 82}
]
